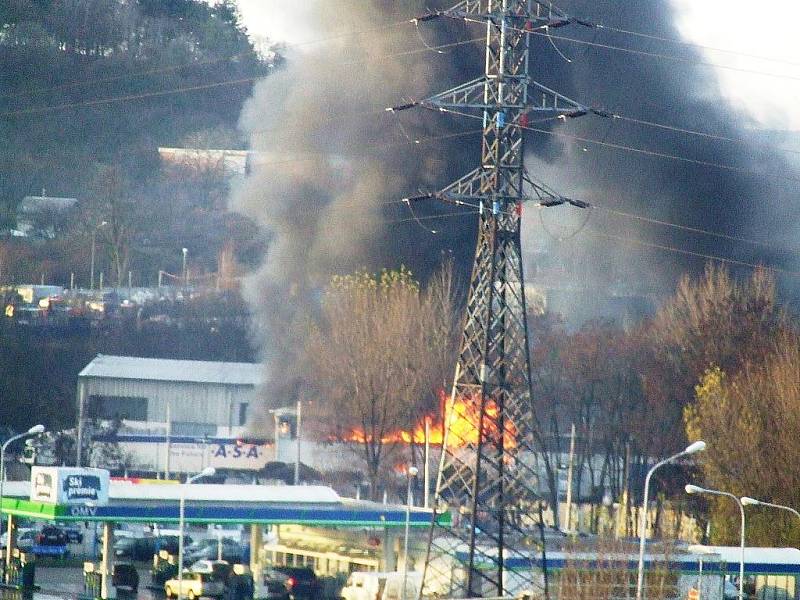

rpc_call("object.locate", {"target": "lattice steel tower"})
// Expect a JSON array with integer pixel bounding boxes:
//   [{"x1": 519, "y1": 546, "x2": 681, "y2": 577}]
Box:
[{"x1": 393, "y1": 1, "x2": 595, "y2": 597}]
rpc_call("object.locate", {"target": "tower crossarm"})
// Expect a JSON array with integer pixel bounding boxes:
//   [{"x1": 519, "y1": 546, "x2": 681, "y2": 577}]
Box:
[
  {"x1": 416, "y1": 0, "x2": 594, "y2": 30},
  {"x1": 389, "y1": 77, "x2": 598, "y2": 118},
  {"x1": 404, "y1": 167, "x2": 587, "y2": 208},
  {"x1": 426, "y1": 77, "x2": 590, "y2": 116}
]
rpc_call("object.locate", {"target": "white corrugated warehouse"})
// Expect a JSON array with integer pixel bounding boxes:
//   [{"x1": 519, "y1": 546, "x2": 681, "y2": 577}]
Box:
[
  {"x1": 76, "y1": 354, "x2": 264, "y2": 473},
  {"x1": 78, "y1": 354, "x2": 261, "y2": 436}
]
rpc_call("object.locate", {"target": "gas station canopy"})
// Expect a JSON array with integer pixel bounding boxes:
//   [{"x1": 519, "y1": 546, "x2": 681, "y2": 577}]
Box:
[{"x1": 0, "y1": 481, "x2": 448, "y2": 527}]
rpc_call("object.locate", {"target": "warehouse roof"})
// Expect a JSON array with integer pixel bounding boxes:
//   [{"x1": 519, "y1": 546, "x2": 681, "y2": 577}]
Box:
[{"x1": 79, "y1": 354, "x2": 262, "y2": 386}]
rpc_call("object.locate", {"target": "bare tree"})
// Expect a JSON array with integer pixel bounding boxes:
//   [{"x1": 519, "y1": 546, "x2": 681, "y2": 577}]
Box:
[
  {"x1": 650, "y1": 263, "x2": 782, "y2": 386},
  {"x1": 306, "y1": 265, "x2": 457, "y2": 499},
  {"x1": 638, "y1": 264, "x2": 784, "y2": 457},
  {"x1": 83, "y1": 165, "x2": 142, "y2": 287}
]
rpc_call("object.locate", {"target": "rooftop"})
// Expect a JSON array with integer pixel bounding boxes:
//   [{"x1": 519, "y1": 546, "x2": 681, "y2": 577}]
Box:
[
  {"x1": 19, "y1": 196, "x2": 78, "y2": 213},
  {"x1": 0, "y1": 481, "x2": 438, "y2": 527},
  {"x1": 79, "y1": 354, "x2": 262, "y2": 386}
]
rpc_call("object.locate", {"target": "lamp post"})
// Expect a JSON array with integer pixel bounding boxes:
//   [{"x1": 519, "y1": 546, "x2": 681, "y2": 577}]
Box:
[
  {"x1": 177, "y1": 467, "x2": 215, "y2": 600},
  {"x1": 90, "y1": 221, "x2": 107, "y2": 291},
  {"x1": 686, "y1": 484, "x2": 745, "y2": 600},
  {"x1": 401, "y1": 465, "x2": 419, "y2": 600},
  {"x1": 1, "y1": 425, "x2": 45, "y2": 579},
  {"x1": 181, "y1": 248, "x2": 188, "y2": 289},
  {"x1": 636, "y1": 440, "x2": 706, "y2": 600},
  {"x1": 741, "y1": 496, "x2": 800, "y2": 520},
  {"x1": 294, "y1": 400, "x2": 302, "y2": 485}
]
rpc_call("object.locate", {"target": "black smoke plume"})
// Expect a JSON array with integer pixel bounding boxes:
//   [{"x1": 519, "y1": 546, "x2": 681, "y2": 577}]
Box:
[{"x1": 231, "y1": 0, "x2": 798, "y2": 423}]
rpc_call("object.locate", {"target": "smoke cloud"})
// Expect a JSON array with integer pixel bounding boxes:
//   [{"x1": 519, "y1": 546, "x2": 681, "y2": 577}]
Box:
[
  {"x1": 230, "y1": 1, "x2": 475, "y2": 423},
  {"x1": 520, "y1": 0, "x2": 799, "y2": 322},
  {"x1": 231, "y1": 0, "x2": 800, "y2": 421}
]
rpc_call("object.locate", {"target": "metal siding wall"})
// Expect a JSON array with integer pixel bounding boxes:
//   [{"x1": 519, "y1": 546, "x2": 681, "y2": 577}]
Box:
[{"x1": 80, "y1": 376, "x2": 255, "y2": 427}]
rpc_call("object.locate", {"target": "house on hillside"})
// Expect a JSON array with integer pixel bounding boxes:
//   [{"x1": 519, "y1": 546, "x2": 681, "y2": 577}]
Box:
[{"x1": 17, "y1": 194, "x2": 78, "y2": 238}]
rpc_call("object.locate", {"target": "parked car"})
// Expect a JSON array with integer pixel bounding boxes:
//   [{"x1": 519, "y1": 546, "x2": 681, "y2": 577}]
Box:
[
  {"x1": 63, "y1": 527, "x2": 84, "y2": 544},
  {"x1": 112, "y1": 563, "x2": 139, "y2": 593},
  {"x1": 339, "y1": 571, "x2": 390, "y2": 600},
  {"x1": 114, "y1": 535, "x2": 189, "y2": 561},
  {"x1": 164, "y1": 571, "x2": 225, "y2": 599},
  {"x1": 261, "y1": 568, "x2": 292, "y2": 600},
  {"x1": 0, "y1": 528, "x2": 35, "y2": 551},
  {"x1": 184, "y1": 538, "x2": 243, "y2": 564},
  {"x1": 114, "y1": 537, "x2": 153, "y2": 560},
  {"x1": 190, "y1": 559, "x2": 232, "y2": 583},
  {"x1": 275, "y1": 566, "x2": 320, "y2": 600},
  {"x1": 16, "y1": 530, "x2": 37, "y2": 552},
  {"x1": 340, "y1": 571, "x2": 422, "y2": 600},
  {"x1": 36, "y1": 525, "x2": 68, "y2": 546}
]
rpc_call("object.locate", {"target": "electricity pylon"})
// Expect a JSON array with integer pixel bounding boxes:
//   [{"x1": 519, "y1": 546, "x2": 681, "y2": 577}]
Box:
[{"x1": 391, "y1": 1, "x2": 599, "y2": 597}]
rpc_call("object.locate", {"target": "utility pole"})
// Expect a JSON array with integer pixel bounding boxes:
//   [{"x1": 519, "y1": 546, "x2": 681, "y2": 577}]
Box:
[
  {"x1": 394, "y1": 2, "x2": 598, "y2": 597},
  {"x1": 565, "y1": 423, "x2": 576, "y2": 532}
]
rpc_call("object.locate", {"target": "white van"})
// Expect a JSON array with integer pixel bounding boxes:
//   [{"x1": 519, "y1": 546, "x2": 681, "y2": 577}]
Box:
[{"x1": 340, "y1": 571, "x2": 422, "y2": 600}]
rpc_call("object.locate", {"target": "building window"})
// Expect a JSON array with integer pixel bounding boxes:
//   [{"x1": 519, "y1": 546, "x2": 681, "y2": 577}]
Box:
[
  {"x1": 88, "y1": 395, "x2": 147, "y2": 421},
  {"x1": 172, "y1": 422, "x2": 216, "y2": 437},
  {"x1": 238, "y1": 403, "x2": 248, "y2": 426}
]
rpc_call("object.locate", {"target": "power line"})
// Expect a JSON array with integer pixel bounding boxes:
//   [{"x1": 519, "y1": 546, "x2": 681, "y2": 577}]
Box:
[
  {"x1": 594, "y1": 23, "x2": 800, "y2": 70},
  {"x1": 529, "y1": 28, "x2": 800, "y2": 85},
  {"x1": 433, "y1": 106, "x2": 800, "y2": 185},
  {"x1": 592, "y1": 204, "x2": 796, "y2": 255},
  {"x1": 459, "y1": 16, "x2": 800, "y2": 85},
  {"x1": 384, "y1": 209, "x2": 479, "y2": 226},
  {"x1": 243, "y1": 128, "x2": 482, "y2": 171},
  {"x1": 1, "y1": 18, "x2": 419, "y2": 100},
  {"x1": 586, "y1": 229, "x2": 800, "y2": 278},
  {"x1": 0, "y1": 53, "x2": 252, "y2": 100},
  {"x1": 1, "y1": 36, "x2": 483, "y2": 118},
  {"x1": 413, "y1": 191, "x2": 800, "y2": 277},
  {"x1": 471, "y1": 191, "x2": 798, "y2": 259},
  {"x1": 0, "y1": 76, "x2": 260, "y2": 117},
  {"x1": 279, "y1": 17, "x2": 418, "y2": 50},
  {"x1": 610, "y1": 114, "x2": 800, "y2": 159}
]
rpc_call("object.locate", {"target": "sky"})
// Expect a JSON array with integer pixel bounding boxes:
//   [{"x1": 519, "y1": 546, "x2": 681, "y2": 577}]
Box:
[
  {"x1": 236, "y1": 0, "x2": 316, "y2": 47},
  {"x1": 235, "y1": 0, "x2": 800, "y2": 132},
  {"x1": 671, "y1": 0, "x2": 800, "y2": 131}
]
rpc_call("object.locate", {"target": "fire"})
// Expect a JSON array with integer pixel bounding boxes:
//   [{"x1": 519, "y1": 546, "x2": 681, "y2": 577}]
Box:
[
  {"x1": 340, "y1": 390, "x2": 517, "y2": 449},
  {"x1": 444, "y1": 392, "x2": 518, "y2": 450}
]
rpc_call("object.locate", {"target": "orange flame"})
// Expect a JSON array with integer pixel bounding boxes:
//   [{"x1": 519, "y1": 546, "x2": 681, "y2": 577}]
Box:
[{"x1": 339, "y1": 390, "x2": 517, "y2": 449}]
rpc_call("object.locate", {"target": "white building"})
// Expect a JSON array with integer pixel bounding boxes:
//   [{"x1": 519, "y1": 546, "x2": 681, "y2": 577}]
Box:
[{"x1": 77, "y1": 354, "x2": 264, "y2": 474}]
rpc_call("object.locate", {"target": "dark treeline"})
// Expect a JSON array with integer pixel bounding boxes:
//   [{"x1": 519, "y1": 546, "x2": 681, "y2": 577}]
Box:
[
  {"x1": 0, "y1": 0, "x2": 275, "y2": 284},
  {"x1": 0, "y1": 0, "x2": 273, "y2": 433}
]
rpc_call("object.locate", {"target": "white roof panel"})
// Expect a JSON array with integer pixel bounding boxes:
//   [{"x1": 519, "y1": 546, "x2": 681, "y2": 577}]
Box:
[
  {"x1": 79, "y1": 355, "x2": 262, "y2": 386},
  {"x1": 109, "y1": 482, "x2": 340, "y2": 503},
  {"x1": 4, "y1": 481, "x2": 340, "y2": 504},
  {"x1": 689, "y1": 545, "x2": 800, "y2": 564}
]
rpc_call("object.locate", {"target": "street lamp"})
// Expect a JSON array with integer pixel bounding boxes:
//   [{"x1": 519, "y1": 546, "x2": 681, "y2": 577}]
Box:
[
  {"x1": 177, "y1": 467, "x2": 215, "y2": 600},
  {"x1": 636, "y1": 440, "x2": 706, "y2": 600},
  {"x1": 1, "y1": 424, "x2": 45, "y2": 579},
  {"x1": 686, "y1": 484, "x2": 745, "y2": 600},
  {"x1": 181, "y1": 248, "x2": 188, "y2": 289},
  {"x1": 294, "y1": 399, "x2": 302, "y2": 485},
  {"x1": 90, "y1": 221, "x2": 108, "y2": 291},
  {"x1": 401, "y1": 465, "x2": 419, "y2": 600},
  {"x1": 741, "y1": 496, "x2": 800, "y2": 520}
]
